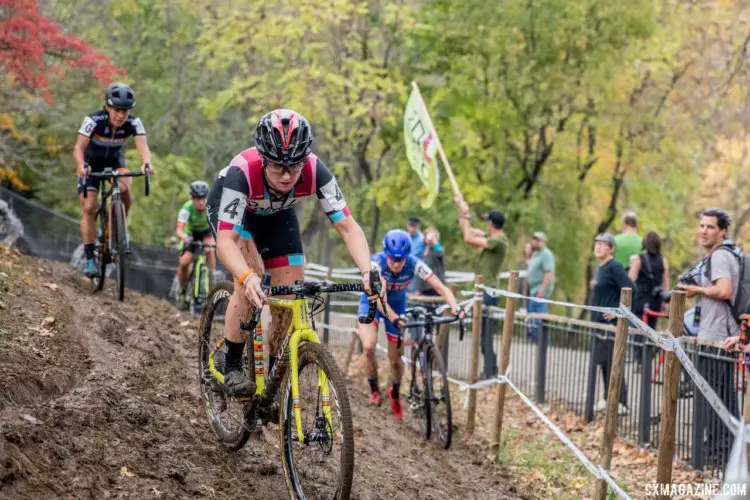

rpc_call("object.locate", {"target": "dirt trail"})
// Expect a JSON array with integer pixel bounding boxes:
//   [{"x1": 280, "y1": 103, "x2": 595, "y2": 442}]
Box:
[{"x1": 0, "y1": 246, "x2": 524, "y2": 500}]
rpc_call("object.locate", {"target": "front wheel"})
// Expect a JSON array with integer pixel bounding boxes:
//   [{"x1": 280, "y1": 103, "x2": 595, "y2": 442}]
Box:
[
  {"x1": 408, "y1": 346, "x2": 431, "y2": 440},
  {"x1": 280, "y1": 342, "x2": 354, "y2": 500},
  {"x1": 427, "y1": 344, "x2": 452, "y2": 449}
]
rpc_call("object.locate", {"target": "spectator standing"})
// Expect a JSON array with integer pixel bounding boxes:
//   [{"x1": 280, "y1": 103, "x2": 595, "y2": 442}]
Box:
[
  {"x1": 416, "y1": 226, "x2": 446, "y2": 296},
  {"x1": 614, "y1": 211, "x2": 642, "y2": 270},
  {"x1": 406, "y1": 216, "x2": 425, "y2": 292},
  {"x1": 678, "y1": 208, "x2": 739, "y2": 466},
  {"x1": 526, "y1": 232, "x2": 555, "y2": 342},
  {"x1": 629, "y1": 231, "x2": 670, "y2": 328},
  {"x1": 455, "y1": 195, "x2": 508, "y2": 378},
  {"x1": 406, "y1": 216, "x2": 425, "y2": 257},
  {"x1": 586, "y1": 232, "x2": 633, "y2": 418}
]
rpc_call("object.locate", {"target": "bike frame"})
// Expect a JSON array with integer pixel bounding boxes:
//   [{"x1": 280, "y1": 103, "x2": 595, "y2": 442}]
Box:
[{"x1": 206, "y1": 295, "x2": 331, "y2": 443}]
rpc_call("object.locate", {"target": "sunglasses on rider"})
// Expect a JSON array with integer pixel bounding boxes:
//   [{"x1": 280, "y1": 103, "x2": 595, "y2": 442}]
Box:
[{"x1": 266, "y1": 160, "x2": 305, "y2": 176}]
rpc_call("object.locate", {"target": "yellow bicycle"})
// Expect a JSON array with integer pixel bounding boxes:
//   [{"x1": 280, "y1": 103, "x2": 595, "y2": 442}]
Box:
[{"x1": 198, "y1": 273, "x2": 379, "y2": 499}]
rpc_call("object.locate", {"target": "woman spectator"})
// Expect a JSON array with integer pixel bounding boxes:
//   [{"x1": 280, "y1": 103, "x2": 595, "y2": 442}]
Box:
[{"x1": 629, "y1": 231, "x2": 670, "y2": 328}]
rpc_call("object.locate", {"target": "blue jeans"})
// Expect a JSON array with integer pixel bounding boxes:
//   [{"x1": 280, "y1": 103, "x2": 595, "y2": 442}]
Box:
[{"x1": 527, "y1": 297, "x2": 548, "y2": 342}]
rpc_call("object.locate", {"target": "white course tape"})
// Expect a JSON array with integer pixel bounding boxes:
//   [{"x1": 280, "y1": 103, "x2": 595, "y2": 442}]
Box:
[
  {"x1": 482, "y1": 285, "x2": 624, "y2": 317},
  {"x1": 619, "y1": 307, "x2": 745, "y2": 437}
]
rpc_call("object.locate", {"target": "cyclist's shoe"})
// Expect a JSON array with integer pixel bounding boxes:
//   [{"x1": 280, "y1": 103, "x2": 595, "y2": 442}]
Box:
[
  {"x1": 178, "y1": 287, "x2": 189, "y2": 310},
  {"x1": 84, "y1": 258, "x2": 98, "y2": 278},
  {"x1": 369, "y1": 390, "x2": 382, "y2": 407},
  {"x1": 258, "y1": 396, "x2": 280, "y2": 425},
  {"x1": 387, "y1": 387, "x2": 403, "y2": 421},
  {"x1": 223, "y1": 369, "x2": 256, "y2": 397}
]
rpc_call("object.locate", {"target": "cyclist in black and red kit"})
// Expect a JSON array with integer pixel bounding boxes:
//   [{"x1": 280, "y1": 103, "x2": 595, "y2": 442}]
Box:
[
  {"x1": 72, "y1": 82, "x2": 154, "y2": 277},
  {"x1": 207, "y1": 109, "x2": 379, "y2": 395}
]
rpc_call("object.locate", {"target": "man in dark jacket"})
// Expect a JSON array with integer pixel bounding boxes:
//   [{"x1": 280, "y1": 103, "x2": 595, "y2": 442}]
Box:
[{"x1": 586, "y1": 232, "x2": 635, "y2": 420}]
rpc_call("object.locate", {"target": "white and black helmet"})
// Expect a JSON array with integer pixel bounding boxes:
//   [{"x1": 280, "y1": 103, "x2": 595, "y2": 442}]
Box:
[
  {"x1": 105, "y1": 82, "x2": 136, "y2": 109},
  {"x1": 189, "y1": 180, "x2": 209, "y2": 198}
]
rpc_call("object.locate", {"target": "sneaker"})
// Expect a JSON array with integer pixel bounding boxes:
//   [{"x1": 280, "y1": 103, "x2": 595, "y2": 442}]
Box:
[
  {"x1": 387, "y1": 387, "x2": 403, "y2": 421},
  {"x1": 595, "y1": 399, "x2": 607, "y2": 412},
  {"x1": 369, "y1": 390, "x2": 382, "y2": 407},
  {"x1": 223, "y1": 369, "x2": 256, "y2": 397},
  {"x1": 178, "y1": 287, "x2": 189, "y2": 310},
  {"x1": 84, "y1": 258, "x2": 98, "y2": 278},
  {"x1": 618, "y1": 403, "x2": 630, "y2": 416}
]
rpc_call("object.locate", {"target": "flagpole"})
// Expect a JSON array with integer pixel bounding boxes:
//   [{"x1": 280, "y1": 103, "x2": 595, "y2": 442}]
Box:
[{"x1": 411, "y1": 81, "x2": 462, "y2": 199}]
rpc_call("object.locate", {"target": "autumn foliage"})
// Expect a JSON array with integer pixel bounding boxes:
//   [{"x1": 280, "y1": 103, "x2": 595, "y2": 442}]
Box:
[{"x1": 0, "y1": 0, "x2": 123, "y2": 100}]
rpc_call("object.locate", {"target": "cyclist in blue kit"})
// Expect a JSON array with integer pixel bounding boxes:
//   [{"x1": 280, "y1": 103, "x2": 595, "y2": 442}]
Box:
[{"x1": 357, "y1": 229, "x2": 460, "y2": 420}]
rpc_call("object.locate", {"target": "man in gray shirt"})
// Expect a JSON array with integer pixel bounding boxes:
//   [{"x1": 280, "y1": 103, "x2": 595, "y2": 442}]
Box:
[
  {"x1": 678, "y1": 208, "x2": 740, "y2": 340},
  {"x1": 677, "y1": 208, "x2": 739, "y2": 466}
]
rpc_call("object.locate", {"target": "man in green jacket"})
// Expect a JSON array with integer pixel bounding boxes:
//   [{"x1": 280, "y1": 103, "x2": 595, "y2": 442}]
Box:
[{"x1": 456, "y1": 196, "x2": 508, "y2": 377}]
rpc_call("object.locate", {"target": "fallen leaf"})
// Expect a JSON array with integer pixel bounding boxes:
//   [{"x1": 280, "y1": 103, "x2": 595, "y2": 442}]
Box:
[
  {"x1": 42, "y1": 282, "x2": 58, "y2": 290},
  {"x1": 40, "y1": 303, "x2": 48, "y2": 309},
  {"x1": 180, "y1": 321, "x2": 190, "y2": 327},
  {"x1": 22, "y1": 414, "x2": 40, "y2": 425},
  {"x1": 0, "y1": 272, "x2": 7, "y2": 278},
  {"x1": 119, "y1": 466, "x2": 134, "y2": 478},
  {"x1": 42, "y1": 317, "x2": 55, "y2": 327}
]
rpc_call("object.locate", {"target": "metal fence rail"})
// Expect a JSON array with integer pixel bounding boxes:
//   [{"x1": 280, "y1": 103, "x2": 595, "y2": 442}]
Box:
[{"x1": 323, "y1": 302, "x2": 746, "y2": 478}]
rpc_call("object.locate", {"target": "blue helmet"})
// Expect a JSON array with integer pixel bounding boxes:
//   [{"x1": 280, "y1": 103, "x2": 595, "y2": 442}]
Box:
[{"x1": 383, "y1": 229, "x2": 411, "y2": 260}]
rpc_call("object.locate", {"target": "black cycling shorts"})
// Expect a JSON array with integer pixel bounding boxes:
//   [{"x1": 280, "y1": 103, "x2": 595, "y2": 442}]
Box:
[
  {"x1": 76, "y1": 153, "x2": 128, "y2": 195},
  {"x1": 207, "y1": 181, "x2": 304, "y2": 269}
]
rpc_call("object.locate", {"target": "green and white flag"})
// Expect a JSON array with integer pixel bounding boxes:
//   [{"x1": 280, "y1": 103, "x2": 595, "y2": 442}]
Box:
[{"x1": 403, "y1": 86, "x2": 440, "y2": 209}]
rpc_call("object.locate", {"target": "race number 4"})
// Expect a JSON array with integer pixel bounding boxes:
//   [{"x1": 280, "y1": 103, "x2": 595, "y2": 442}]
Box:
[{"x1": 223, "y1": 198, "x2": 240, "y2": 219}]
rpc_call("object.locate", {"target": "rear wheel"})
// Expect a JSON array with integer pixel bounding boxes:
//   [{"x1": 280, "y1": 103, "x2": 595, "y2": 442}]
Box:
[
  {"x1": 92, "y1": 204, "x2": 108, "y2": 292},
  {"x1": 407, "y1": 346, "x2": 431, "y2": 440},
  {"x1": 198, "y1": 281, "x2": 253, "y2": 451},
  {"x1": 427, "y1": 343, "x2": 452, "y2": 449},
  {"x1": 112, "y1": 202, "x2": 127, "y2": 301},
  {"x1": 280, "y1": 342, "x2": 354, "y2": 500}
]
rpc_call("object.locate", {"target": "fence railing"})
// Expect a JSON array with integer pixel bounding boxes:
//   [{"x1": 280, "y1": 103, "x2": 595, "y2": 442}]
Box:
[{"x1": 314, "y1": 270, "x2": 749, "y2": 499}]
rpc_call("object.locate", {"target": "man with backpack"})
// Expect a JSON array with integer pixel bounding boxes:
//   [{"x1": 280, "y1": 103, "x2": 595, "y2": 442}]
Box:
[{"x1": 678, "y1": 208, "x2": 743, "y2": 467}]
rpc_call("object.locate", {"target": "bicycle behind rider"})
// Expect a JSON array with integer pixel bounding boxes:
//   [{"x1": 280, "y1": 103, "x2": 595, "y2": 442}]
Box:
[
  {"x1": 73, "y1": 82, "x2": 154, "y2": 277},
  {"x1": 175, "y1": 181, "x2": 216, "y2": 307},
  {"x1": 207, "y1": 109, "x2": 378, "y2": 396},
  {"x1": 357, "y1": 229, "x2": 460, "y2": 421}
]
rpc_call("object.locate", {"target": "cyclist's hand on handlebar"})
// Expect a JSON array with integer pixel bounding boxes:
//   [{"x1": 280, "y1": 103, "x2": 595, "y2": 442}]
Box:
[
  {"x1": 141, "y1": 162, "x2": 154, "y2": 175},
  {"x1": 390, "y1": 314, "x2": 407, "y2": 330},
  {"x1": 456, "y1": 307, "x2": 466, "y2": 320},
  {"x1": 76, "y1": 163, "x2": 88, "y2": 178},
  {"x1": 362, "y1": 269, "x2": 384, "y2": 299},
  {"x1": 243, "y1": 273, "x2": 267, "y2": 308}
]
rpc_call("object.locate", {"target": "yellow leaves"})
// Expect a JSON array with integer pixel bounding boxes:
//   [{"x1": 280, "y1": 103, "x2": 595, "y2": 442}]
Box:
[
  {"x1": 0, "y1": 167, "x2": 29, "y2": 192},
  {"x1": 0, "y1": 113, "x2": 33, "y2": 143},
  {"x1": 119, "y1": 466, "x2": 134, "y2": 478}
]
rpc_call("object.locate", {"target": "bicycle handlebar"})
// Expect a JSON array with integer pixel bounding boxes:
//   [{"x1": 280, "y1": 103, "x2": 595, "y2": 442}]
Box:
[
  {"x1": 245, "y1": 269, "x2": 382, "y2": 326},
  {"x1": 401, "y1": 304, "x2": 467, "y2": 342},
  {"x1": 83, "y1": 164, "x2": 151, "y2": 199}
]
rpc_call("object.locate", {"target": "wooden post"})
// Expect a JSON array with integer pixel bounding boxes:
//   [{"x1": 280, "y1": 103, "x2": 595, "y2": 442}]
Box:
[
  {"x1": 466, "y1": 275, "x2": 484, "y2": 436},
  {"x1": 342, "y1": 331, "x2": 358, "y2": 377},
  {"x1": 322, "y1": 266, "x2": 333, "y2": 344},
  {"x1": 594, "y1": 288, "x2": 632, "y2": 500},
  {"x1": 655, "y1": 290, "x2": 686, "y2": 500},
  {"x1": 491, "y1": 271, "x2": 519, "y2": 457}
]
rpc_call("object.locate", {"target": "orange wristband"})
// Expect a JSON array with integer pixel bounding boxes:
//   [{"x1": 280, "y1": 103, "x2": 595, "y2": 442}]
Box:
[{"x1": 237, "y1": 268, "x2": 254, "y2": 286}]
